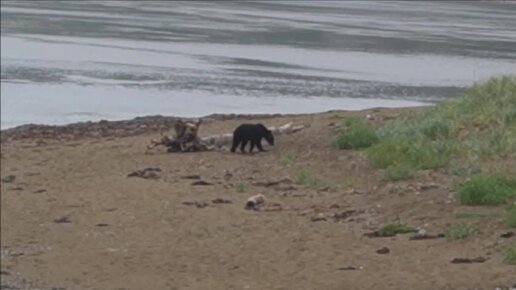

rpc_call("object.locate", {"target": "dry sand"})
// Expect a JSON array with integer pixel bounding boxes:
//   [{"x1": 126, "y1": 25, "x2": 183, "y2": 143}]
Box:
[{"x1": 1, "y1": 109, "x2": 515, "y2": 290}]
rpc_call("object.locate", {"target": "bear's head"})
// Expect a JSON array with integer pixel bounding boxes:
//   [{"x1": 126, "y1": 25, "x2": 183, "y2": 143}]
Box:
[{"x1": 264, "y1": 129, "x2": 274, "y2": 146}]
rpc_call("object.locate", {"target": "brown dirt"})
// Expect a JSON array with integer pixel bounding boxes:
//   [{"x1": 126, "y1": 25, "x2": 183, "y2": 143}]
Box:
[{"x1": 1, "y1": 109, "x2": 515, "y2": 290}]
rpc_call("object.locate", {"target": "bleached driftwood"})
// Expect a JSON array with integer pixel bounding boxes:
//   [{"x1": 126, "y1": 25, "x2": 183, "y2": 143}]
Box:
[{"x1": 147, "y1": 121, "x2": 307, "y2": 152}]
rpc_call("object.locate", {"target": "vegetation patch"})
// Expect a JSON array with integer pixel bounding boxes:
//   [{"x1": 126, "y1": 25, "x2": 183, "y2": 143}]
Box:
[
  {"x1": 456, "y1": 174, "x2": 516, "y2": 205},
  {"x1": 378, "y1": 223, "x2": 416, "y2": 236},
  {"x1": 444, "y1": 224, "x2": 477, "y2": 240},
  {"x1": 505, "y1": 244, "x2": 516, "y2": 265},
  {"x1": 338, "y1": 75, "x2": 516, "y2": 176},
  {"x1": 384, "y1": 163, "x2": 415, "y2": 181},
  {"x1": 280, "y1": 150, "x2": 298, "y2": 167},
  {"x1": 234, "y1": 181, "x2": 248, "y2": 193},
  {"x1": 294, "y1": 168, "x2": 319, "y2": 188},
  {"x1": 506, "y1": 205, "x2": 516, "y2": 228},
  {"x1": 367, "y1": 138, "x2": 450, "y2": 170},
  {"x1": 447, "y1": 162, "x2": 482, "y2": 176},
  {"x1": 455, "y1": 211, "x2": 500, "y2": 219},
  {"x1": 333, "y1": 120, "x2": 378, "y2": 150}
]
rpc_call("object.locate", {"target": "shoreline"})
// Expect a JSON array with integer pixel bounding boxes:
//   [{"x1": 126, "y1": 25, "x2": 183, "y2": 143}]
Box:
[{"x1": 0, "y1": 106, "x2": 428, "y2": 143}]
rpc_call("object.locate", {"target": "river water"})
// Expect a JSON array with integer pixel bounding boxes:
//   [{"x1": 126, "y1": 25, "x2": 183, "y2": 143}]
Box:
[{"x1": 1, "y1": 1, "x2": 515, "y2": 128}]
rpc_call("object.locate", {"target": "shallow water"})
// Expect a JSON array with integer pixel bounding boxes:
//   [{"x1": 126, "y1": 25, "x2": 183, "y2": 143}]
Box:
[{"x1": 1, "y1": 1, "x2": 516, "y2": 128}]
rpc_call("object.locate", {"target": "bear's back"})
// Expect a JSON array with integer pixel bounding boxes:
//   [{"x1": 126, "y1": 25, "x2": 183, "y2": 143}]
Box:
[{"x1": 233, "y1": 123, "x2": 267, "y2": 137}]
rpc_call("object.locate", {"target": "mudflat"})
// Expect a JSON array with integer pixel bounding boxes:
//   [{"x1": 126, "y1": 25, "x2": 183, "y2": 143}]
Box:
[{"x1": 1, "y1": 109, "x2": 515, "y2": 290}]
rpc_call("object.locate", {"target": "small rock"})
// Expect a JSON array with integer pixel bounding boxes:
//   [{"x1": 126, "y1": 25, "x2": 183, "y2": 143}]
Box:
[
  {"x1": 181, "y1": 174, "x2": 201, "y2": 179},
  {"x1": 127, "y1": 167, "x2": 161, "y2": 179},
  {"x1": 409, "y1": 233, "x2": 445, "y2": 240},
  {"x1": 500, "y1": 231, "x2": 514, "y2": 238},
  {"x1": 245, "y1": 194, "x2": 266, "y2": 210},
  {"x1": 95, "y1": 223, "x2": 109, "y2": 227},
  {"x1": 1, "y1": 175, "x2": 15, "y2": 183},
  {"x1": 337, "y1": 266, "x2": 357, "y2": 271},
  {"x1": 310, "y1": 213, "x2": 327, "y2": 222},
  {"x1": 54, "y1": 216, "x2": 71, "y2": 224},
  {"x1": 417, "y1": 182, "x2": 439, "y2": 191},
  {"x1": 363, "y1": 231, "x2": 396, "y2": 238},
  {"x1": 333, "y1": 210, "x2": 356, "y2": 221},
  {"x1": 191, "y1": 180, "x2": 213, "y2": 186},
  {"x1": 318, "y1": 186, "x2": 331, "y2": 192},
  {"x1": 194, "y1": 201, "x2": 209, "y2": 208},
  {"x1": 212, "y1": 198, "x2": 232, "y2": 204},
  {"x1": 34, "y1": 189, "x2": 47, "y2": 193},
  {"x1": 182, "y1": 201, "x2": 209, "y2": 208},
  {"x1": 9, "y1": 187, "x2": 23, "y2": 191},
  {"x1": 376, "y1": 247, "x2": 390, "y2": 254}
]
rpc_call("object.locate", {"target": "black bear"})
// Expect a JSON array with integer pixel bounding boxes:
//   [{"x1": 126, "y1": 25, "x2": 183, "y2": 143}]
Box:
[{"x1": 231, "y1": 123, "x2": 274, "y2": 153}]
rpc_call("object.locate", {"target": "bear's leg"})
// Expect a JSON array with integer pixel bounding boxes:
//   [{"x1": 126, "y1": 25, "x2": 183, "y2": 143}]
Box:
[
  {"x1": 249, "y1": 140, "x2": 256, "y2": 153},
  {"x1": 256, "y1": 139, "x2": 265, "y2": 151},
  {"x1": 240, "y1": 140, "x2": 248, "y2": 153},
  {"x1": 231, "y1": 137, "x2": 240, "y2": 153}
]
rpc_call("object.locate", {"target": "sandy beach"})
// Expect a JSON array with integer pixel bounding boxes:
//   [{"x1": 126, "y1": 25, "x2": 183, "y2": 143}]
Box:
[{"x1": 1, "y1": 108, "x2": 515, "y2": 290}]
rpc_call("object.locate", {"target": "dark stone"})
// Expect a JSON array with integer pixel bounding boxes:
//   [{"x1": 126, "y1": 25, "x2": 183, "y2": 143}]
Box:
[
  {"x1": 451, "y1": 257, "x2": 487, "y2": 264},
  {"x1": 409, "y1": 233, "x2": 445, "y2": 240},
  {"x1": 376, "y1": 247, "x2": 390, "y2": 254},
  {"x1": 127, "y1": 167, "x2": 161, "y2": 179},
  {"x1": 191, "y1": 180, "x2": 213, "y2": 186},
  {"x1": 500, "y1": 231, "x2": 514, "y2": 238},
  {"x1": 54, "y1": 216, "x2": 71, "y2": 224},
  {"x1": 1, "y1": 175, "x2": 15, "y2": 183},
  {"x1": 181, "y1": 174, "x2": 201, "y2": 180},
  {"x1": 337, "y1": 266, "x2": 358, "y2": 271},
  {"x1": 212, "y1": 198, "x2": 232, "y2": 204}
]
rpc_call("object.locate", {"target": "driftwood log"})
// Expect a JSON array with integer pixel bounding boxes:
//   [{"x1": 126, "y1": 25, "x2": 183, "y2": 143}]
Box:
[{"x1": 147, "y1": 120, "x2": 306, "y2": 153}]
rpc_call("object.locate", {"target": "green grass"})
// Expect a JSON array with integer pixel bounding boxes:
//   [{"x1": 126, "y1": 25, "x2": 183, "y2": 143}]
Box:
[
  {"x1": 456, "y1": 174, "x2": 516, "y2": 205},
  {"x1": 378, "y1": 223, "x2": 416, "y2": 235},
  {"x1": 333, "y1": 122, "x2": 379, "y2": 150},
  {"x1": 384, "y1": 163, "x2": 415, "y2": 181},
  {"x1": 455, "y1": 211, "x2": 501, "y2": 219},
  {"x1": 234, "y1": 181, "x2": 248, "y2": 193},
  {"x1": 447, "y1": 162, "x2": 482, "y2": 176},
  {"x1": 505, "y1": 244, "x2": 516, "y2": 265},
  {"x1": 294, "y1": 168, "x2": 319, "y2": 188},
  {"x1": 506, "y1": 205, "x2": 516, "y2": 228},
  {"x1": 342, "y1": 116, "x2": 362, "y2": 127},
  {"x1": 280, "y1": 150, "x2": 298, "y2": 167},
  {"x1": 367, "y1": 138, "x2": 450, "y2": 170},
  {"x1": 444, "y1": 224, "x2": 477, "y2": 240},
  {"x1": 338, "y1": 75, "x2": 516, "y2": 176}
]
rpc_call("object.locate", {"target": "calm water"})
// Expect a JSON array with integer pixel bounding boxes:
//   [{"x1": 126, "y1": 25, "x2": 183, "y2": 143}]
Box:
[{"x1": 1, "y1": 1, "x2": 516, "y2": 128}]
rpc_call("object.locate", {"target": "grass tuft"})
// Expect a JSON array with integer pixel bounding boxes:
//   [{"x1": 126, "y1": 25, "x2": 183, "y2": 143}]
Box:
[
  {"x1": 333, "y1": 121, "x2": 378, "y2": 150},
  {"x1": 455, "y1": 211, "x2": 500, "y2": 219},
  {"x1": 456, "y1": 174, "x2": 516, "y2": 205},
  {"x1": 234, "y1": 181, "x2": 248, "y2": 193},
  {"x1": 384, "y1": 163, "x2": 415, "y2": 181},
  {"x1": 367, "y1": 139, "x2": 450, "y2": 170},
  {"x1": 505, "y1": 244, "x2": 516, "y2": 265},
  {"x1": 280, "y1": 150, "x2": 298, "y2": 167},
  {"x1": 506, "y1": 205, "x2": 516, "y2": 228},
  {"x1": 294, "y1": 168, "x2": 319, "y2": 188},
  {"x1": 444, "y1": 224, "x2": 477, "y2": 240}
]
